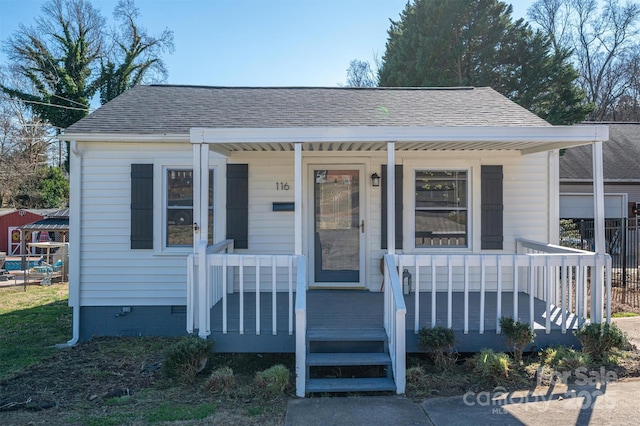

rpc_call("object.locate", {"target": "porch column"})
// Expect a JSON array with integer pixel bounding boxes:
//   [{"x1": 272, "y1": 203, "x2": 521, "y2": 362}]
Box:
[
  {"x1": 193, "y1": 142, "x2": 210, "y2": 337},
  {"x1": 387, "y1": 142, "x2": 396, "y2": 255},
  {"x1": 548, "y1": 150, "x2": 560, "y2": 244},
  {"x1": 294, "y1": 143, "x2": 302, "y2": 256},
  {"x1": 592, "y1": 141, "x2": 605, "y2": 322}
]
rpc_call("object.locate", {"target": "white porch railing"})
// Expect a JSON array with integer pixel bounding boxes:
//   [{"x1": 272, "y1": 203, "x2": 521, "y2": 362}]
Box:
[
  {"x1": 187, "y1": 241, "x2": 305, "y2": 339},
  {"x1": 383, "y1": 254, "x2": 407, "y2": 395},
  {"x1": 388, "y1": 239, "x2": 611, "y2": 338},
  {"x1": 187, "y1": 239, "x2": 235, "y2": 335}
]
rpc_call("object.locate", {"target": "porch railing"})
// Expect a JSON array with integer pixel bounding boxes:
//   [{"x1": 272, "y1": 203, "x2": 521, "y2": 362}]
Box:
[
  {"x1": 187, "y1": 239, "x2": 235, "y2": 335},
  {"x1": 187, "y1": 241, "x2": 305, "y2": 339},
  {"x1": 390, "y1": 239, "x2": 611, "y2": 337},
  {"x1": 383, "y1": 254, "x2": 406, "y2": 395}
]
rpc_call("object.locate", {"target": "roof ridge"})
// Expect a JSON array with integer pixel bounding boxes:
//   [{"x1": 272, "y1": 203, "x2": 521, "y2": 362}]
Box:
[{"x1": 144, "y1": 84, "x2": 479, "y2": 91}]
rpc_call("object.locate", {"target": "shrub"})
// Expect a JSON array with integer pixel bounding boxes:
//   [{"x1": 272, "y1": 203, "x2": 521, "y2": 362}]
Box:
[
  {"x1": 204, "y1": 366, "x2": 236, "y2": 394},
  {"x1": 254, "y1": 364, "x2": 291, "y2": 398},
  {"x1": 162, "y1": 336, "x2": 213, "y2": 383},
  {"x1": 472, "y1": 349, "x2": 512, "y2": 385},
  {"x1": 418, "y1": 326, "x2": 457, "y2": 370},
  {"x1": 500, "y1": 317, "x2": 535, "y2": 364},
  {"x1": 575, "y1": 322, "x2": 628, "y2": 362},
  {"x1": 543, "y1": 346, "x2": 592, "y2": 371},
  {"x1": 405, "y1": 366, "x2": 429, "y2": 394}
]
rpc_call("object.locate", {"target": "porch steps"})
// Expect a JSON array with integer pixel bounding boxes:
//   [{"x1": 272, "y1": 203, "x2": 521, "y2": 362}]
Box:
[
  {"x1": 306, "y1": 377, "x2": 396, "y2": 393},
  {"x1": 305, "y1": 327, "x2": 396, "y2": 394}
]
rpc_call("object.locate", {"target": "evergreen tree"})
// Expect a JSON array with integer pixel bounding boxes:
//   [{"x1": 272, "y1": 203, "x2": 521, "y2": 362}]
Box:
[{"x1": 378, "y1": 0, "x2": 593, "y2": 124}]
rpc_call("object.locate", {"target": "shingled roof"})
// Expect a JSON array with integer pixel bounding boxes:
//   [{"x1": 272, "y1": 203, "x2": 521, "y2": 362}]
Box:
[
  {"x1": 65, "y1": 85, "x2": 550, "y2": 135},
  {"x1": 560, "y1": 123, "x2": 640, "y2": 181}
]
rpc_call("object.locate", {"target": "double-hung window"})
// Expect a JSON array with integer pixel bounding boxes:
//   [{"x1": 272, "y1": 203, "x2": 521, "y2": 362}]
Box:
[
  {"x1": 415, "y1": 170, "x2": 468, "y2": 248},
  {"x1": 166, "y1": 169, "x2": 214, "y2": 247}
]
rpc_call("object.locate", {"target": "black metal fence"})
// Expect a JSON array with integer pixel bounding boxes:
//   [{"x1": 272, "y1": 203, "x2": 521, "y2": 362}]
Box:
[{"x1": 560, "y1": 217, "x2": 640, "y2": 310}]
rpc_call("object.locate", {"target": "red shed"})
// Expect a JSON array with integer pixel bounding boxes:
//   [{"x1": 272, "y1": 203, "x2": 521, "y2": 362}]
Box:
[{"x1": 0, "y1": 209, "x2": 45, "y2": 255}]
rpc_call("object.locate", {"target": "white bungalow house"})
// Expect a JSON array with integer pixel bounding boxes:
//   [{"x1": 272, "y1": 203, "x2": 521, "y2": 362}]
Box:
[{"x1": 61, "y1": 85, "x2": 611, "y2": 396}]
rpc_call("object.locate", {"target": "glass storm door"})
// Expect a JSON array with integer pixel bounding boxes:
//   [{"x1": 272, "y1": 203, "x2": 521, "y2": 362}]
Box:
[{"x1": 313, "y1": 168, "x2": 362, "y2": 284}]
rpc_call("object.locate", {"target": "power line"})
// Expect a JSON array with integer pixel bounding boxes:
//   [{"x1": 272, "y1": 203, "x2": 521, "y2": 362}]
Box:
[
  {"x1": 51, "y1": 93, "x2": 91, "y2": 108},
  {"x1": 0, "y1": 94, "x2": 92, "y2": 112}
]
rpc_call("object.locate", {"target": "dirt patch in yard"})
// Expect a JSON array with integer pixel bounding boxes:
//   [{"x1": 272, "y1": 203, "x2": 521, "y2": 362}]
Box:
[{"x1": 0, "y1": 338, "x2": 292, "y2": 425}]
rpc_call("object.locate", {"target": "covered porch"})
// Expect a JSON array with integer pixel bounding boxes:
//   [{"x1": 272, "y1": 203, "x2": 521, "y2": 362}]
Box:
[
  {"x1": 189, "y1": 238, "x2": 611, "y2": 395},
  {"x1": 186, "y1": 124, "x2": 611, "y2": 396}
]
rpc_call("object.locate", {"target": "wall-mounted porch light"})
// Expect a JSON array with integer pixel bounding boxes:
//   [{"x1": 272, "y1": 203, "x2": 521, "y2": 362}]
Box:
[{"x1": 371, "y1": 172, "x2": 381, "y2": 187}]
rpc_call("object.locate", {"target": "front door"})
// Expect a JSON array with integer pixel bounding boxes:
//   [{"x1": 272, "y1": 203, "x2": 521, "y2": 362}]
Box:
[{"x1": 311, "y1": 167, "x2": 364, "y2": 287}]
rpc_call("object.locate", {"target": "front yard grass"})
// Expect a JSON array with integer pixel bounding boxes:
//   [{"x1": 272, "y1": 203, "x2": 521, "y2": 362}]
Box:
[
  {"x1": 2, "y1": 283, "x2": 640, "y2": 425},
  {"x1": 0, "y1": 283, "x2": 72, "y2": 378}
]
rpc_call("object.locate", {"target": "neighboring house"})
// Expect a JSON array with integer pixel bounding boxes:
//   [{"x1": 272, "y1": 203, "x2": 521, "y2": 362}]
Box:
[
  {"x1": 0, "y1": 209, "x2": 47, "y2": 255},
  {"x1": 61, "y1": 85, "x2": 610, "y2": 396},
  {"x1": 560, "y1": 123, "x2": 640, "y2": 220}
]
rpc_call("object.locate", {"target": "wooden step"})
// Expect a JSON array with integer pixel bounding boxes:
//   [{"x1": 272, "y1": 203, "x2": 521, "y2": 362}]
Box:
[
  {"x1": 306, "y1": 328, "x2": 387, "y2": 342},
  {"x1": 306, "y1": 352, "x2": 392, "y2": 367},
  {"x1": 306, "y1": 377, "x2": 396, "y2": 393}
]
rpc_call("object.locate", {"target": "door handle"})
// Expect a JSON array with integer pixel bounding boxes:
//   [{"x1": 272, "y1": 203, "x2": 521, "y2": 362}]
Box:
[{"x1": 361, "y1": 220, "x2": 365, "y2": 233}]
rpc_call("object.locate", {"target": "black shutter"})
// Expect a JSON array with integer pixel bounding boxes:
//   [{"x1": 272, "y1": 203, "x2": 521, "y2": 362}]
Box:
[
  {"x1": 481, "y1": 165, "x2": 503, "y2": 250},
  {"x1": 381, "y1": 164, "x2": 403, "y2": 250},
  {"x1": 131, "y1": 164, "x2": 154, "y2": 249},
  {"x1": 226, "y1": 164, "x2": 249, "y2": 249}
]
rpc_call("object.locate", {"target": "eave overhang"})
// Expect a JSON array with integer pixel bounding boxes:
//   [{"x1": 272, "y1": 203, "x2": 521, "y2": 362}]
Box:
[{"x1": 62, "y1": 125, "x2": 609, "y2": 156}]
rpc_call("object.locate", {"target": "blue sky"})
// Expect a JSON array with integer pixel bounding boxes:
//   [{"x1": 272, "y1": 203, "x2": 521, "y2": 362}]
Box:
[{"x1": 0, "y1": 0, "x2": 534, "y2": 87}]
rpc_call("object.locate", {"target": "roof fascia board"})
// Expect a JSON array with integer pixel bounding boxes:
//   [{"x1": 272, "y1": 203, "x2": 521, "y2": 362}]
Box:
[
  {"x1": 59, "y1": 133, "x2": 189, "y2": 143},
  {"x1": 190, "y1": 125, "x2": 609, "y2": 146}
]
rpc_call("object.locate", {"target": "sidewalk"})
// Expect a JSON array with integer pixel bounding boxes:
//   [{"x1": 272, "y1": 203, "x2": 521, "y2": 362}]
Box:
[
  {"x1": 286, "y1": 316, "x2": 640, "y2": 426},
  {"x1": 286, "y1": 378, "x2": 640, "y2": 425}
]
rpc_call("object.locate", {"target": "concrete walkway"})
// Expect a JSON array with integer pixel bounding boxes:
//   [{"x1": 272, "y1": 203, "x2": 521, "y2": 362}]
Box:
[
  {"x1": 286, "y1": 378, "x2": 640, "y2": 425},
  {"x1": 286, "y1": 316, "x2": 640, "y2": 425}
]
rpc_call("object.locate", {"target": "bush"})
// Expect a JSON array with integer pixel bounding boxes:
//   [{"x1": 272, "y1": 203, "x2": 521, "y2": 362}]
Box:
[
  {"x1": 405, "y1": 366, "x2": 429, "y2": 394},
  {"x1": 254, "y1": 364, "x2": 291, "y2": 398},
  {"x1": 472, "y1": 349, "x2": 512, "y2": 385},
  {"x1": 575, "y1": 322, "x2": 628, "y2": 362},
  {"x1": 543, "y1": 346, "x2": 592, "y2": 371},
  {"x1": 162, "y1": 336, "x2": 213, "y2": 383},
  {"x1": 204, "y1": 366, "x2": 236, "y2": 394},
  {"x1": 500, "y1": 317, "x2": 535, "y2": 364},
  {"x1": 418, "y1": 326, "x2": 457, "y2": 370}
]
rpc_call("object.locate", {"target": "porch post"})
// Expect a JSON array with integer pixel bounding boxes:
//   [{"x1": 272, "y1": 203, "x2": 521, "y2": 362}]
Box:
[
  {"x1": 592, "y1": 141, "x2": 605, "y2": 322},
  {"x1": 548, "y1": 150, "x2": 560, "y2": 244},
  {"x1": 193, "y1": 141, "x2": 210, "y2": 337},
  {"x1": 294, "y1": 143, "x2": 302, "y2": 256},
  {"x1": 387, "y1": 142, "x2": 396, "y2": 255}
]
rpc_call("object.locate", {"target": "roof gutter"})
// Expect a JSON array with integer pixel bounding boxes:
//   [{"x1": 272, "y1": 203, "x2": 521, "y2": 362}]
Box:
[
  {"x1": 190, "y1": 125, "x2": 609, "y2": 145},
  {"x1": 61, "y1": 125, "x2": 609, "y2": 146}
]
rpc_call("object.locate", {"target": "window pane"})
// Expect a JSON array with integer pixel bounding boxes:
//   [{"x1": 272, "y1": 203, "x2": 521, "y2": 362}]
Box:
[
  {"x1": 415, "y1": 171, "x2": 466, "y2": 208},
  {"x1": 166, "y1": 169, "x2": 214, "y2": 247},
  {"x1": 167, "y1": 170, "x2": 193, "y2": 246},
  {"x1": 414, "y1": 169, "x2": 468, "y2": 248},
  {"x1": 415, "y1": 210, "x2": 467, "y2": 247}
]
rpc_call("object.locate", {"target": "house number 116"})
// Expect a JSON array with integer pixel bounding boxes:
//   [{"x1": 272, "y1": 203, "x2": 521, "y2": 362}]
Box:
[{"x1": 276, "y1": 182, "x2": 290, "y2": 190}]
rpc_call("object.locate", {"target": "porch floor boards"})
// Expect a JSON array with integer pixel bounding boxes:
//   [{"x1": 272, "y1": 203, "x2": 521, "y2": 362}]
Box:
[{"x1": 209, "y1": 290, "x2": 579, "y2": 334}]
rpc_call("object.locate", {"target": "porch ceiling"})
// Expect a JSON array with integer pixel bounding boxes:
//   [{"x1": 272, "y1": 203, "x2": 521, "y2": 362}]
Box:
[{"x1": 191, "y1": 125, "x2": 610, "y2": 156}]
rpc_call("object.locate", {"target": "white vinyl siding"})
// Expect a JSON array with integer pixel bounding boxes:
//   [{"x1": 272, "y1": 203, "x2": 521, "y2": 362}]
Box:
[
  {"x1": 77, "y1": 143, "x2": 223, "y2": 306},
  {"x1": 76, "y1": 145, "x2": 551, "y2": 303}
]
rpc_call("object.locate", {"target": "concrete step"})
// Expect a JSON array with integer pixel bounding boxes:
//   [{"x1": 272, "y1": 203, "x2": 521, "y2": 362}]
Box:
[
  {"x1": 306, "y1": 352, "x2": 392, "y2": 367},
  {"x1": 306, "y1": 377, "x2": 396, "y2": 393}
]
